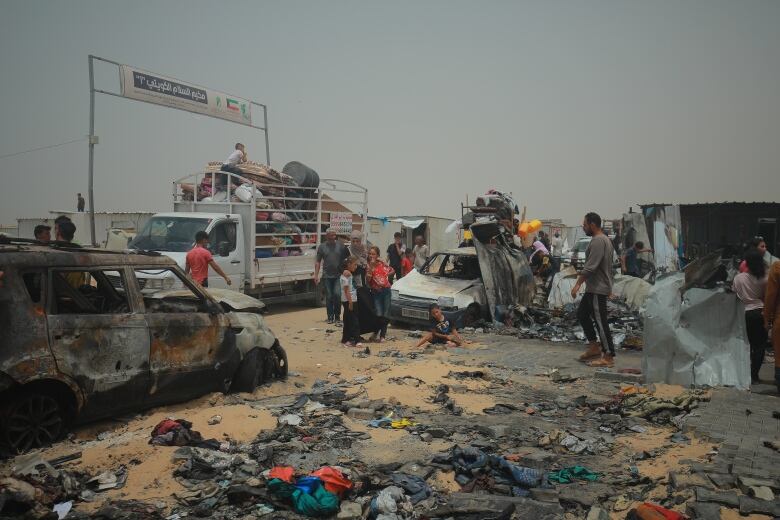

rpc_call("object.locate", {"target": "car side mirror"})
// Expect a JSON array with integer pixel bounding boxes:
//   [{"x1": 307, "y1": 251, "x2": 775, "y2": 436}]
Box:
[{"x1": 218, "y1": 241, "x2": 231, "y2": 257}]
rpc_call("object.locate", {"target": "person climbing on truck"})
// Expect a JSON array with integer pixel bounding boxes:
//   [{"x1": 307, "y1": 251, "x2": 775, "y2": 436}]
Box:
[{"x1": 185, "y1": 230, "x2": 232, "y2": 288}]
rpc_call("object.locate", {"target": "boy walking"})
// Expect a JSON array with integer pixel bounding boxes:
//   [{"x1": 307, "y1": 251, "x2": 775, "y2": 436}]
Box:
[{"x1": 186, "y1": 231, "x2": 233, "y2": 288}]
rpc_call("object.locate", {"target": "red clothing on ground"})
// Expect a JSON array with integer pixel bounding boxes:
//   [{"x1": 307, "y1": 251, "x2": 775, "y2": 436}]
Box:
[
  {"x1": 186, "y1": 245, "x2": 213, "y2": 284},
  {"x1": 401, "y1": 257, "x2": 413, "y2": 276}
]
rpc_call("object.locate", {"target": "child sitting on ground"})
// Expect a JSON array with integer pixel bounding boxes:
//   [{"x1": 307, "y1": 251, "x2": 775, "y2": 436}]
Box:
[{"x1": 416, "y1": 303, "x2": 463, "y2": 348}]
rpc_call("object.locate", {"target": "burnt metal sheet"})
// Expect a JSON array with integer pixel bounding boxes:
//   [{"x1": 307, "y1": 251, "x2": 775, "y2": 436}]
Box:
[
  {"x1": 470, "y1": 222, "x2": 535, "y2": 321},
  {"x1": 642, "y1": 272, "x2": 750, "y2": 389}
]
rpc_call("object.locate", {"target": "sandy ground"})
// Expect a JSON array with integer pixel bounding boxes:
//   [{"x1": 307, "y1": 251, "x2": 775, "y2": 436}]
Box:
[{"x1": 0, "y1": 306, "x2": 752, "y2": 516}]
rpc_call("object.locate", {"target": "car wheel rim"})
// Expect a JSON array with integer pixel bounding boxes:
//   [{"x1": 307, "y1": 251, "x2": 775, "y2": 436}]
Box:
[{"x1": 6, "y1": 395, "x2": 62, "y2": 453}]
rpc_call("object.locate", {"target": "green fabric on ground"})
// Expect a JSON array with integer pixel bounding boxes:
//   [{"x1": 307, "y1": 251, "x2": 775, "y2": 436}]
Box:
[
  {"x1": 547, "y1": 466, "x2": 600, "y2": 484},
  {"x1": 267, "y1": 478, "x2": 340, "y2": 517}
]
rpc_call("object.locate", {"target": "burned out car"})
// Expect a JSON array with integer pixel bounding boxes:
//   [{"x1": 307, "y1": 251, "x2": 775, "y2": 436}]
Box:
[
  {"x1": 391, "y1": 222, "x2": 536, "y2": 328},
  {"x1": 390, "y1": 248, "x2": 488, "y2": 328},
  {"x1": 0, "y1": 240, "x2": 286, "y2": 453}
]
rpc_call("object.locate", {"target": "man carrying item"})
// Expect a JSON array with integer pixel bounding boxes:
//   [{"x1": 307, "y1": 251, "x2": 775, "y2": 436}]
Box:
[
  {"x1": 387, "y1": 232, "x2": 406, "y2": 280},
  {"x1": 571, "y1": 212, "x2": 616, "y2": 367},
  {"x1": 621, "y1": 241, "x2": 653, "y2": 277},
  {"x1": 185, "y1": 231, "x2": 232, "y2": 288},
  {"x1": 315, "y1": 228, "x2": 349, "y2": 325},
  {"x1": 34, "y1": 224, "x2": 51, "y2": 242},
  {"x1": 413, "y1": 235, "x2": 429, "y2": 271}
]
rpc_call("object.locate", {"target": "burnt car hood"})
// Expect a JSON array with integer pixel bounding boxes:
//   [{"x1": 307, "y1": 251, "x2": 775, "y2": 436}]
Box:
[
  {"x1": 148, "y1": 288, "x2": 266, "y2": 312},
  {"x1": 394, "y1": 270, "x2": 477, "y2": 298}
]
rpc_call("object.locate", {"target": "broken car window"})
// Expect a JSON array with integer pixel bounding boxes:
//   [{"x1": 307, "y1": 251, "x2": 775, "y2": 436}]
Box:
[
  {"x1": 22, "y1": 271, "x2": 44, "y2": 303},
  {"x1": 51, "y1": 270, "x2": 130, "y2": 315},
  {"x1": 129, "y1": 216, "x2": 210, "y2": 252},
  {"x1": 421, "y1": 254, "x2": 481, "y2": 280},
  {"x1": 135, "y1": 268, "x2": 212, "y2": 314},
  {"x1": 209, "y1": 221, "x2": 237, "y2": 256}
]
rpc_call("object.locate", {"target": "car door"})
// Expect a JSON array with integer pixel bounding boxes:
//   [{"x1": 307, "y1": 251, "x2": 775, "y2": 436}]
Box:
[
  {"x1": 208, "y1": 219, "x2": 242, "y2": 289},
  {"x1": 46, "y1": 267, "x2": 150, "y2": 419},
  {"x1": 135, "y1": 268, "x2": 240, "y2": 405}
]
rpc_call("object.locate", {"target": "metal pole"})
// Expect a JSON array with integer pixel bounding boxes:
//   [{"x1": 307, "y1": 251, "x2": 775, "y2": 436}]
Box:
[
  {"x1": 87, "y1": 55, "x2": 97, "y2": 246},
  {"x1": 263, "y1": 105, "x2": 270, "y2": 166}
]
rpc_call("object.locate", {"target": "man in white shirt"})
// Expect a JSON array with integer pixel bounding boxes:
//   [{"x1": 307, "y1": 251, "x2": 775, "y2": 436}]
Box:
[{"x1": 412, "y1": 236, "x2": 429, "y2": 271}]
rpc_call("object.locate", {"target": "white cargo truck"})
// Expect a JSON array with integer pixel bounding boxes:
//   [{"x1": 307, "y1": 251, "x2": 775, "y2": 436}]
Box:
[{"x1": 130, "y1": 164, "x2": 367, "y2": 304}]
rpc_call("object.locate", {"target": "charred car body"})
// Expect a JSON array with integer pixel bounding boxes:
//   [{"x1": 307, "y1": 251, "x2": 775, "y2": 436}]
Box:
[
  {"x1": 390, "y1": 221, "x2": 535, "y2": 328},
  {"x1": 0, "y1": 239, "x2": 286, "y2": 453}
]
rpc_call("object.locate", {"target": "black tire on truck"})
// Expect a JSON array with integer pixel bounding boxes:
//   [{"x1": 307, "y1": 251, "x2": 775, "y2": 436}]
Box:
[{"x1": 231, "y1": 348, "x2": 266, "y2": 393}]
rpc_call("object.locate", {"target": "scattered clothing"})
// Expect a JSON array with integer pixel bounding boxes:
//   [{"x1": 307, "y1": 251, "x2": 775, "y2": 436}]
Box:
[
  {"x1": 547, "y1": 466, "x2": 600, "y2": 484},
  {"x1": 267, "y1": 478, "x2": 339, "y2": 517},
  {"x1": 269, "y1": 466, "x2": 295, "y2": 483},
  {"x1": 390, "y1": 473, "x2": 432, "y2": 504}
]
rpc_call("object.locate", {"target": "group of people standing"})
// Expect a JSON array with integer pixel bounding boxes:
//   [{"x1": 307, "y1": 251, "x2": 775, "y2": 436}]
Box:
[
  {"x1": 733, "y1": 236, "x2": 780, "y2": 389},
  {"x1": 314, "y1": 228, "x2": 430, "y2": 347}
]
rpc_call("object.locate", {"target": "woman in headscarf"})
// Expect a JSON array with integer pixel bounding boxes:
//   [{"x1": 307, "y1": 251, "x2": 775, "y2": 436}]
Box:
[
  {"x1": 529, "y1": 240, "x2": 552, "y2": 278},
  {"x1": 348, "y1": 230, "x2": 368, "y2": 287}
]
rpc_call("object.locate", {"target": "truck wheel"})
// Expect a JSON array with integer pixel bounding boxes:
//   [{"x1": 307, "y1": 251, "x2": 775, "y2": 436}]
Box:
[
  {"x1": 271, "y1": 342, "x2": 288, "y2": 379},
  {"x1": 231, "y1": 349, "x2": 266, "y2": 393},
  {"x1": 1, "y1": 392, "x2": 65, "y2": 454}
]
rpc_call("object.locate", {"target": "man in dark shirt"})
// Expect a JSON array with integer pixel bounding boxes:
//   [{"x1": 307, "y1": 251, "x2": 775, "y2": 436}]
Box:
[
  {"x1": 386, "y1": 232, "x2": 406, "y2": 280},
  {"x1": 77, "y1": 193, "x2": 85, "y2": 212},
  {"x1": 621, "y1": 241, "x2": 652, "y2": 277},
  {"x1": 315, "y1": 228, "x2": 349, "y2": 324}
]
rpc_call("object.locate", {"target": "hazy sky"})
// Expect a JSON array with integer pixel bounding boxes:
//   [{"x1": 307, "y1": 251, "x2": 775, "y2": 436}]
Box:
[{"x1": 1, "y1": 0, "x2": 779, "y2": 228}]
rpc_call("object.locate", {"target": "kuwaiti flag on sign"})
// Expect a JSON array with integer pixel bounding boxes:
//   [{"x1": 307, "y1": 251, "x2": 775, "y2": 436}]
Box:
[{"x1": 227, "y1": 98, "x2": 240, "y2": 111}]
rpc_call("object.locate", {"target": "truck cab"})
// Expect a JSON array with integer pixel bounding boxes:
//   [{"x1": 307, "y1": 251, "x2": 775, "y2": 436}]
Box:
[{"x1": 129, "y1": 212, "x2": 245, "y2": 290}]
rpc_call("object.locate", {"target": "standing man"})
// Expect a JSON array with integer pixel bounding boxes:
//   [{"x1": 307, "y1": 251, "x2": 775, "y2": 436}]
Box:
[
  {"x1": 764, "y1": 260, "x2": 780, "y2": 393},
  {"x1": 387, "y1": 232, "x2": 406, "y2": 280},
  {"x1": 550, "y1": 231, "x2": 564, "y2": 276},
  {"x1": 77, "y1": 193, "x2": 85, "y2": 212},
  {"x1": 185, "y1": 231, "x2": 232, "y2": 288},
  {"x1": 315, "y1": 228, "x2": 349, "y2": 325},
  {"x1": 621, "y1": 241, "x2": 653, "y2": 277},
  {"x1": 538, "y1": 230, "x2": 551, "y2": 251},
  {"x1": 412, "y1": 235, "x2": 429, "y2": 271},
  {"x1": 571, "y1": 212, "x2": 616, "y2": 367},
  {"x1": 34, "y1": 224, "x2": 51, "y2": 242}
]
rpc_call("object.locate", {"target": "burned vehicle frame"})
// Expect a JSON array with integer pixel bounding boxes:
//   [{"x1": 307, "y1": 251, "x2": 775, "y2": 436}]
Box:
[
  {"x1": 0, "y1": 239, "x2": 286, "y2": 454},
  {"x1": 389, "y1": 221, "x2": 535, "y2": 328}
]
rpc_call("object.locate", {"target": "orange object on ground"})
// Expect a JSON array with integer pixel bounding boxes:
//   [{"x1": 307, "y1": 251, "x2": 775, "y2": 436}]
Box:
[
  {"x1": 632, "y1": 503, "x2": 687, "y2": 520},
  {"x1": 310, "y1": 467, "x2": 353, "y2": 497},
  {"x1": 269, "y1": 466, "x2": 295, "y2": 483}
]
